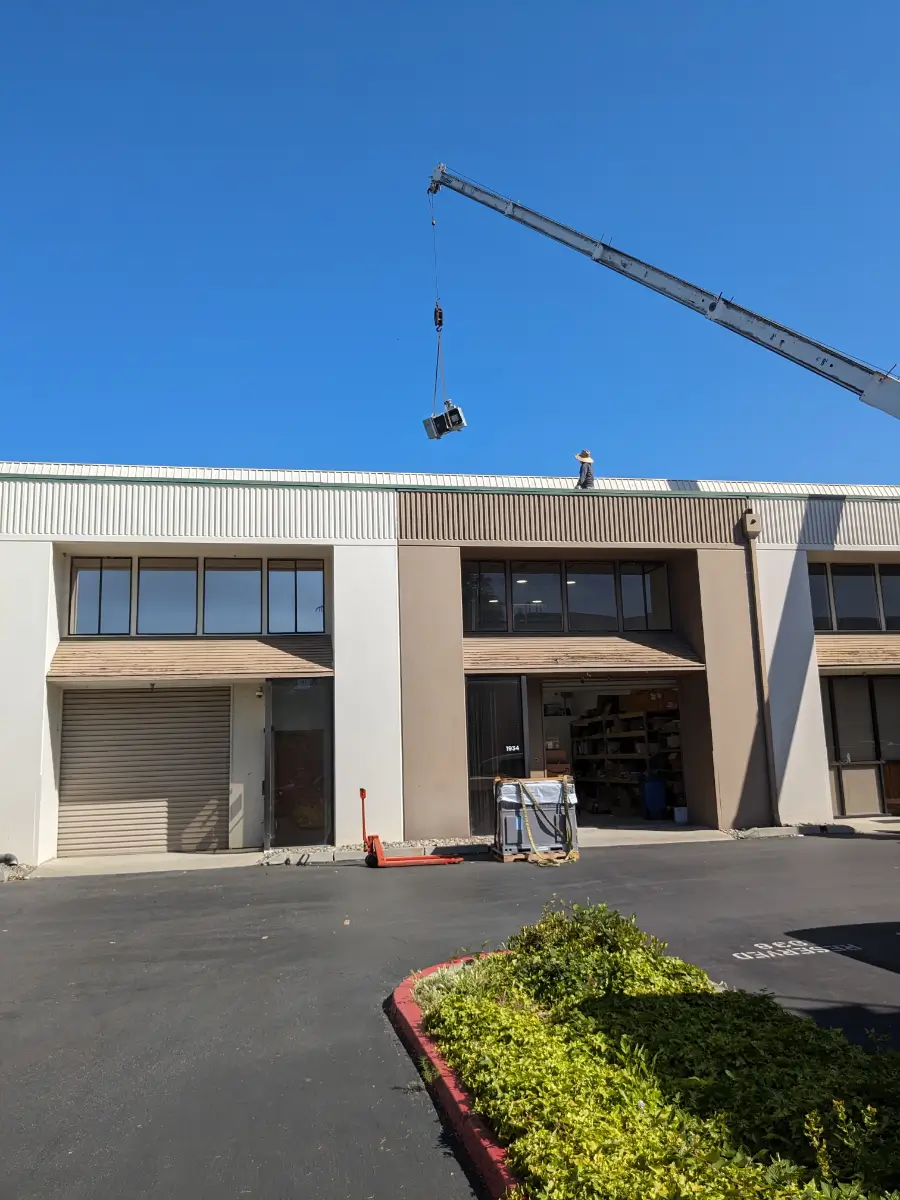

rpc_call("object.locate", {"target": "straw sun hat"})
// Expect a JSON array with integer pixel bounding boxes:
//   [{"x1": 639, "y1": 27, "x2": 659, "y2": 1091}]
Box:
[{"x1": 574, "y1": 449, "x2": 593, "y2": 463}]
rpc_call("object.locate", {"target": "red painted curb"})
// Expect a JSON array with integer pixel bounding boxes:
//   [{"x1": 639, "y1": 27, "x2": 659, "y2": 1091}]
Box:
[{"x1": 389, "y1": 959, "x2": 522, "y2": 1199}]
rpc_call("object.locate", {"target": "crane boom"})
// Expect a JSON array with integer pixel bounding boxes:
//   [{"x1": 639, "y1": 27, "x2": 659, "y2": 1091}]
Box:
[{"x1": 429, "y1": 165, "x2": 900, "y2": 420}]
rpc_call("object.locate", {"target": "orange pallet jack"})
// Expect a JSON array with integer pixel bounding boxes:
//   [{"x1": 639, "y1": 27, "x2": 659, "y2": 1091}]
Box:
[{"x1": 361, "y1": 788, "x2": 464, "y2": 869}]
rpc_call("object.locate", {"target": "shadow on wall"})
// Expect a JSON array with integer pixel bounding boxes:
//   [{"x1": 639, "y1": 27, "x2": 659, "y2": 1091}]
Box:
[
  {"x1": 757, "y1": 496, "x2": 844, "y2": 825},
  {"x1": 167, "y1": 796, "x2": 224, "y2": 851}
]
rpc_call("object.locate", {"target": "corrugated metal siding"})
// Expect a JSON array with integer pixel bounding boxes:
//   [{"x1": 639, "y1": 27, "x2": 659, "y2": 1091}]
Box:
[
  {"x1": 757, "y1": 498, "x2": 900, "y2": 549},
  {"x1": 399, "y1": 491, "x2": 744, "y2": 546},
  {"x1": 58, "y1": 688, "x2": 231, "y2": 855},
  {"x1": 3, "y1": 460, "x2": 900, "y2": 500},
  {"x1": 48, "y1": 636, "x2": 333, "y2": 681},
  {"x1": 815, "y1": 634, "x2": 900, "y2": 671},
  {"x1": 0, "y1": 480, "x2": 395, "y2": 542},
  {"x1": 463, "y1": 633, "x2": 704, "y2": 674}
]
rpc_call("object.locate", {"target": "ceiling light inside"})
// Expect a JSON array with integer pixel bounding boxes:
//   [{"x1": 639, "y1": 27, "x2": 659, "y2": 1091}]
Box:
[{"x1": 516, "y1": 579, "x2": 527, "y2": 584}]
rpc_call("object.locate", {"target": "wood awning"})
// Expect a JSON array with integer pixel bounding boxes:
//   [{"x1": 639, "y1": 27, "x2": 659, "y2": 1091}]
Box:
[
  {"x1": 463, "y1": 633, "x2": 703, "y2": 675},
  {"x1": 815, "y1": 633, "x2": 900, "y2": 673},
  {"x1": 48, "y1": 636, "x2": 333, "y2": 683}
]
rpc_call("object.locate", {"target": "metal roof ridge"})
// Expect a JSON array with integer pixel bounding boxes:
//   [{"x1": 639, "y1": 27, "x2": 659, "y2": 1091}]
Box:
[{"x1": 0, "y1": 460, "x2": 899, "y2": 499}]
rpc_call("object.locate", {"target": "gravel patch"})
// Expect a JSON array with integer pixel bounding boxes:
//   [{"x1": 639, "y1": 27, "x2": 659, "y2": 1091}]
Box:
[
  {"x1": 0, "y1": 862, "x2": 35, "y2": 881},
  {"x1": 258, "y1": 835, "x2": 495, "y2": 866}
]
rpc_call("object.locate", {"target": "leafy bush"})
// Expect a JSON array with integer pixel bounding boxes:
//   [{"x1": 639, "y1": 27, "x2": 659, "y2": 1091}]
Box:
[{"x1": 415, "y1": 904, "x2": 900, "y2": 1200}]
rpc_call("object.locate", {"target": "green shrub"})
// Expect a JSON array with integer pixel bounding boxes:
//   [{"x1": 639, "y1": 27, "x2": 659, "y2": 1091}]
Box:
[{"x1": 417, "y1": 904, "x2": 900, "y2": 1200}]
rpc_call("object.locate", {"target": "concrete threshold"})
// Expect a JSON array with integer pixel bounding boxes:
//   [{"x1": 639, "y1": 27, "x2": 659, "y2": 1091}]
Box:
[
  {"x1": 577, "y1": 825, "x2": 730, "y2": 848},
  {"x1": 31, "y1": 851, "x2": 263, "y2": 879}
]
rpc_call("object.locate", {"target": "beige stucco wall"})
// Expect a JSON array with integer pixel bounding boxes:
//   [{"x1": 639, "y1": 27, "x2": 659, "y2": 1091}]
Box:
[
  {"x1": 696, "y1": 548, "x2": 771, "y2": 828},
  {"x1": 332, "y1": 544, "x2": 404, "y2": 844},
  {"x1": 398, "y1": 546, "x2": 469, "y2": 839},
  {"x1": 230, "y1": 682, "x2": 265, "y2": 849}
]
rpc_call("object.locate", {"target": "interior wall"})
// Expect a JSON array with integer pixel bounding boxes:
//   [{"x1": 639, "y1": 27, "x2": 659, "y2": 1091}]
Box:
[
  {"x1": 677, "y1": 674, "x2": 718, "y2": 827},
  {"x1": 397, "y1": 546, "x2": 469, "y2": 839},
  {"x1": 230, "y1": 682, "x2": 265, "y2": 848},
  {"x1": 667, "y1": 551, "x2": 705, "y2": 658},
  {"x1": 526, "y1": 677, "x2": 544, "y2": 774},
  {"x1": 696, "y1": 548, "x2": 771, "y2": 828}
]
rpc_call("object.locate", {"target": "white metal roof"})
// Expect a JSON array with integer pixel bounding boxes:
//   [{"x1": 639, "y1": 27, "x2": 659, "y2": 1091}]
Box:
[{"x1": 0, "y1": 459, "x2": 898, "y2": 499}]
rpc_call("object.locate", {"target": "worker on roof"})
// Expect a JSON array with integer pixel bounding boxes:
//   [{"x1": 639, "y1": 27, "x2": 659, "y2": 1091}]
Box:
[{"x1": 574, "y1": 449, "x2": 595, "y2": 491}]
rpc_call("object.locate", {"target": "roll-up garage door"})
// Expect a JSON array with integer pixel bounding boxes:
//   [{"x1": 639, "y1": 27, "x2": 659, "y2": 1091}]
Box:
[{"x1": 58, "y1": 688, "x2": 231, "y2": 855}]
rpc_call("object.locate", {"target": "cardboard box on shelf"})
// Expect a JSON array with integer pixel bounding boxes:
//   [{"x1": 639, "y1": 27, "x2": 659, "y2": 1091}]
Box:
[{"x1": 627, "y1": 689, "x2": 678, "y2": 713}]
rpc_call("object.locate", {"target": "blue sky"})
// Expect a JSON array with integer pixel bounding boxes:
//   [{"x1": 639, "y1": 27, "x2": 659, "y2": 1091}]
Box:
[{"x1": 3, "y1": 1, "x2": 899, "y2": 483}]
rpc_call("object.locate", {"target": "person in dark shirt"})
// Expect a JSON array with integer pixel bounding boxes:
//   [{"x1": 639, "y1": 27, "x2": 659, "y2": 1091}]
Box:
[{"x1": 574, "y1": 449, "x2": 595, "y2": 490}]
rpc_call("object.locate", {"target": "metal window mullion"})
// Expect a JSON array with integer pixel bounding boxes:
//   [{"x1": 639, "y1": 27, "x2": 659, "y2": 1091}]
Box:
[
  {"x1": 614, "y1": 561, "x2": 624, "y2": 633},
  {"x1": 874, "y1": 565, "x2": 887, "y2": 631},
  {"x1": 261, "y1": 557, "x2": 269, "y2": 634},
  {"x1": 505, "y1": 561, "x2": 513, "y2": 633},
  {"x1": 824, "y1": 564, "x2": 838, "y2": 632},
  {"x1": 293, "y1": 558, "x2": 300, "y2": 634},
  {"x1": 197, "y1": 557, "x2": 205, "y2": 635},
  {"x1": 96, "y1": 560, "x2": 104, "y2": 635},
  {"x1": 562, "y1": 561, "x2": 571, "y2": 633},
  {"x1": 130, "y1": 558, "x2": 139, "y2": 635}
]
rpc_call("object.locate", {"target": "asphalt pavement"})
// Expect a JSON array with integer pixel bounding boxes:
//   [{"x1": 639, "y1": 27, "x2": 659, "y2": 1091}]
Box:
[{"x1": 3, "y1": 836, "x2": 900, "y2": 1199}]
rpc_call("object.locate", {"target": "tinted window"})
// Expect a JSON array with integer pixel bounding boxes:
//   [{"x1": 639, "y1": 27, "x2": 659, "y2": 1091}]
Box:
[
  {"x1": 807, "y1": 564, "x2": 833, "y2": 631},
  {"x1": 831, "y1": 676, "x2": 876, "y2": 762},
  {"x1": 70, "y1": 557, "x2": 131, "y2": 635},
  {"x1": 137, "y1": 559, "x2": 198, "y2": 634},
  {"x1": 620, "y1": 563, "x2": 647, "y2": 631},
  {"x1": 879, "y1": 566, "x2": 900, "y2": 631},
  {"x1": 267, "y1": 561, "x2": 325, "y2": 633},
  {"x1": 461, "y1": 561, "x2": 507, "y2": 632},
  {"x1": 511, "y1": 562, "x2": 563, "y2": 632},
  {"x1": 565, "y1": 563, "x2": 617, "y2": 632},
  {"x1": 874, "y1": 677, "x2": 900, "y2": 762},
  {"x1": 204, "y1": 560, "x2": 261, "y2": 634},
  {"x1": 830, "y1": 564, "x2": 880, "y2": 631}
]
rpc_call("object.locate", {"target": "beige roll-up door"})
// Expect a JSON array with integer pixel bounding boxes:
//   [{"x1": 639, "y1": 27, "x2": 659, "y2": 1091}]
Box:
[{"x1": 58, "y1": 688, "x2": 231, "y2": 856}]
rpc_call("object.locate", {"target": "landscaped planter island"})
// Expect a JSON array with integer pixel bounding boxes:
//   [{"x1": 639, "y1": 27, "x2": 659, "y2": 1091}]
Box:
[{"x1": 390, "y1": 905, "x2": 900, "y2": 1200}]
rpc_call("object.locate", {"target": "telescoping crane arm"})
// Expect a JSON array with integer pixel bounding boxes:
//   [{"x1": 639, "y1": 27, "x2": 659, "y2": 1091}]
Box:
[{"x1": 429, "y1": 165, "x2": 900, "y2": 421}]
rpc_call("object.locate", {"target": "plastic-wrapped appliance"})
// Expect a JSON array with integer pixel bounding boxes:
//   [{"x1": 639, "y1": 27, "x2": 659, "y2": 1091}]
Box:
[{"x1": 494, "y1": 777, "x2": 578, "y2": 857}]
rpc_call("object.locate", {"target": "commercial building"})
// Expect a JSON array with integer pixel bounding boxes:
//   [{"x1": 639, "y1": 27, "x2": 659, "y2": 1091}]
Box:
[{"x1": 2, "y1": 460, "x2": 898, "y2": 864}]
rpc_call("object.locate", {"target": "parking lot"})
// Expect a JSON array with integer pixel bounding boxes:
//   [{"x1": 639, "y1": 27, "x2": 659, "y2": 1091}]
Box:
[{"x1": 3, "y1": 836, "x2": 900, "y2": 1199}]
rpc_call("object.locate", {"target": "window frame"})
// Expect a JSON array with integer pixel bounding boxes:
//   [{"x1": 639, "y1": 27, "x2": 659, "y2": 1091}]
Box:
[
  {"x1": 202, "y1": 558, "x2": 263, "y2": 635},
  {"x1": 562, "y1": 560, "x2": 619, "y2": 633},
  {"x1": 808, "y1": 562, "x2": 900, "y2": 633},
  {"x1": 136, "y1": 557, "x2": 200, "y2": 636},
  {"x1": 461, "y1": 559, "x2": 512, "y2": 634},
  {"x1": 68, "y1": 556, "x2": 134, "y2": 636},
  {"x1": 266, "y1": 558, "x2": 326, "y2": 635},
  {"x1": 461, "y1": 558, "x2": 672, "y2": 635}
]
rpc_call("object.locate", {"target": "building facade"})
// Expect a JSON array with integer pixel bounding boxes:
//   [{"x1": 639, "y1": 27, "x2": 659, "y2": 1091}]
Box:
[{"x1": 1, "y1": 461, "x2": 897, "y2": 864}]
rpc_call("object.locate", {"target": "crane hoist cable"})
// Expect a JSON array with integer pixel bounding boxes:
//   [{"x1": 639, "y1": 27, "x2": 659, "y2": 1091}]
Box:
[{"x1": 429, "y1": 191, "x2": 448, "y2": 417}]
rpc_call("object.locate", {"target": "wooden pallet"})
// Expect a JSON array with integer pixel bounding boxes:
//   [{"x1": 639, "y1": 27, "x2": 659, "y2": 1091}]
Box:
[{"x1": 490, "y1": 845, "x2": 573, "y2": 864}]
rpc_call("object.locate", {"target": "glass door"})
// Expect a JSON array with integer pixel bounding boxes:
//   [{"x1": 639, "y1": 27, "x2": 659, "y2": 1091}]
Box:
[
  {"x1": 822, "y1": 676, "x2": 885, "y2": 816},
  {"x1": 264, "y1": 678, "x2": 334, "y2": 847},
  {"x1": 466, "y1": 676, "x2": 526, "y2": 835}
]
